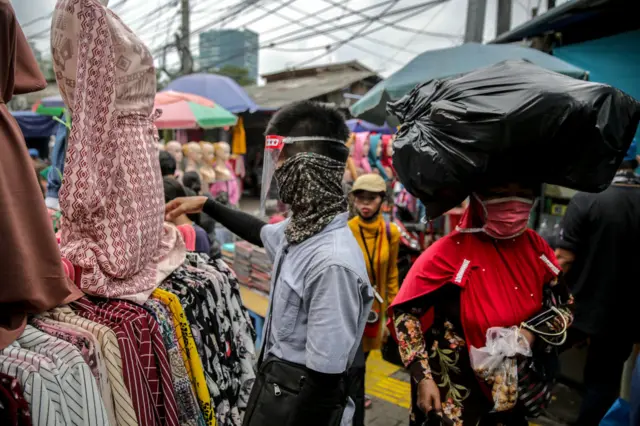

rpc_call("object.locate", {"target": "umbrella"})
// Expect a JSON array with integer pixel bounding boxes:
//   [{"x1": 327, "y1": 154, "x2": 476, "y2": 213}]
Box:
[
  {"x1": 165, "y1": 73, "x2": 260, "y2": 113},
  {"x1": 155, "y1": 100, "x2": 237, "y2": 129},
  {"x1": 350, "y1": 42, "x2": 588, "y2": 124},
  {"x1": 346, "y1": 119, "x2": 395, "y2": 134},
  {"x1": 155, "y1": 90, "x2": 215, "y2": 107},
  {"x1": 32, "y1": 95, "x2": 66, "y2": 116}
]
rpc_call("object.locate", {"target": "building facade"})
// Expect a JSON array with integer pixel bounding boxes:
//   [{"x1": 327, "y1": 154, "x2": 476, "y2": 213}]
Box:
[{"x1": 198, "y1": 29, "x2": 259, "y2": 83}]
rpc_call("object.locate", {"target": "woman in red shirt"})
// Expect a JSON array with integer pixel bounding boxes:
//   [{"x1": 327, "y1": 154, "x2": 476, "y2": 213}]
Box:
[{"x1": 389, "y1": 184, "x2": 573, "y2": 426}]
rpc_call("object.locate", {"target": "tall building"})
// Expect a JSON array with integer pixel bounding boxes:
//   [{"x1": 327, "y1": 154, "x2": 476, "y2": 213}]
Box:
[{"x1": 199, "y1": 29, "x2": 259, "y2": 83}]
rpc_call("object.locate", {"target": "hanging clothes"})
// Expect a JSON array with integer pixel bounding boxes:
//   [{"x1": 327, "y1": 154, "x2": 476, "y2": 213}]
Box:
[
  {"x1": 14, "y1": 326, "x2": 109, "y2": 426},
  {"x1": 0, "y1": 372, "x2": 32, "y2": 426},
  {"x1": 160, "y1": 254, "x2": 256, "y2": 426},
  {"x1": 145, "y1": 299, "x2": 206, "y2": 426},
  {"x1": 231, "y1": 118, "x2": 246, "y2": 155},
  {"x1": 0, "y1": 0, "x2": 80, "y2": 351},
  {"x1": 45, "y1": 307, "x2": 138, "y2": 426},
  {"x1": 70, "y1": 298, "x2": 179, "y2": 426},
  {"x1": 52, "y1": 0, "x2": 166, "y2": 299},
  {"x1": 0, "y1": 355, "x2": 58, "y2": 426},
  {"x1": 151, "y1": 288, "x2": 214, "y2": 426},
  {"x1": 30, "y1": 316, "x2": 115, "y2": 425}
]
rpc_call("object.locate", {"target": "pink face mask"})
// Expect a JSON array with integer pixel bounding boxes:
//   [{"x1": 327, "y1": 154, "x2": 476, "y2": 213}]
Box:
[{"x1": 482, "y1": 197, "x2": 534, "y2": 239}]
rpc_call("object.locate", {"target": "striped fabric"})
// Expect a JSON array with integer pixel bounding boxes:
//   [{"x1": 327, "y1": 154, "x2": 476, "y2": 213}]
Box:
[
  {"x1": 0, "y1": 355, "x2": 58, "y2": 426},
  {"x1": 72, "y1": 298, "x2": 180, "y2": 426},
  {"x1": 16, "y1": 325, "x2": 109, "y2": 426},
  {"x1": 31, "y1": 315, "x2": 116, "y2": 425},
  {"x1": 46, "y1": 307, "x2": 138, "y2": 426},
  {"x1": 1, "y1": 343, "x2": 71, "y2": 425}
]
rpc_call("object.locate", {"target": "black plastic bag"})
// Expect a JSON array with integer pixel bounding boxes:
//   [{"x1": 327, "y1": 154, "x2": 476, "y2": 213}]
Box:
[{"x1": 389, "y1": 60, "x2": 640, "y2": 219}]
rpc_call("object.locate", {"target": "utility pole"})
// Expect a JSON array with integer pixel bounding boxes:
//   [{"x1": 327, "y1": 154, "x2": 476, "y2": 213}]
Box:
[
  {"x1": 496, "y1": 0, "x2": 512, "y2": 37},
  {"x1": 464, "y1": 0, "x2": 487, "y2": 43},
  {"x1": 179, "y1": 0, "x2": 193, "y2": 75}
]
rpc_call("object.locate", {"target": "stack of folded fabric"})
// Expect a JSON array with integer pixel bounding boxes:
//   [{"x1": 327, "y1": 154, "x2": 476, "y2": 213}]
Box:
[
  {"x1": 221, "y1": 243, "x2": 235, "y2": 267},
  {"x1": 233, "y1": 242, "x2": 253, "y2": 286},
  {"x1": 249, "y1": 248, "x2": 272, "y2": 294}
]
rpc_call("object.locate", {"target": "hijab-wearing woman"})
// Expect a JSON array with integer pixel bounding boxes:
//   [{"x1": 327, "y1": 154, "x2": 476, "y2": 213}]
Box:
[
  {"x1": 348, "y1": 174, "x2": 400, "y2": 423},
  {"x1": 388, "y1": 184, "x2": 574, "y2": 426},
  {"x1": 353, "y1": 132, "x2": 372, "y2": 175}
]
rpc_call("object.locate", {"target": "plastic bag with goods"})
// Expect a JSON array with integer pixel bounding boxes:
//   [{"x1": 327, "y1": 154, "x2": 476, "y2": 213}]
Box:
[
  {"x1": 470, "y1": 326, "x2": 532, "y2": 412},
  {"x1": 388, "y1": 60, "x2": 640, "y2": 219}
]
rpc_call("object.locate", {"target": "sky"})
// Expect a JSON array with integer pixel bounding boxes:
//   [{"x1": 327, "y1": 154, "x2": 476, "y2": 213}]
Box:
[{"x1": 15, "y1": 0, "x2": 570, "y2": 80}]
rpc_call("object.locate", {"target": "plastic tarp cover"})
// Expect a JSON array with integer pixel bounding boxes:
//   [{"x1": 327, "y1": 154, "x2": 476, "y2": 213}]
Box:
[
  {"x1": 389, "y1": 60, "x2": 640, "y2": 219},
  {"x1": 11, "y1": 111, "x2": 60, "y2": 138}
]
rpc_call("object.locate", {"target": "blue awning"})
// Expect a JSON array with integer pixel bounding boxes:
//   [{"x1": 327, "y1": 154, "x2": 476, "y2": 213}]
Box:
[{"x1": 11, "y1": 111, "x2": 61, "y2": 139}]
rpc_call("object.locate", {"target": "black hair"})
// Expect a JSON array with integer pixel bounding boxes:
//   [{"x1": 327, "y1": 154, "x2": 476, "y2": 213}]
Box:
[
  {"x1": 182, "y1": 171, "x2": 202, "y2": 194},
  {"x1": 159, "y1": 151, "x2": 177, "y2": 177},
  {"x1": 265, "y1": 101, "x2": 350, "y2": 163},
  {"x1": 163, "y1": 176, "x2": 186, "y2": 203},
  {"x1": 163, "y1": 176, "x2": 200, "y2": 225}
]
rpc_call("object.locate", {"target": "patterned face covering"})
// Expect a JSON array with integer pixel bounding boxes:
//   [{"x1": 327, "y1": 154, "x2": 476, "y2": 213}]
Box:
[{"x1": 275, "y1": 152, "x2": 347, "y2": 244}]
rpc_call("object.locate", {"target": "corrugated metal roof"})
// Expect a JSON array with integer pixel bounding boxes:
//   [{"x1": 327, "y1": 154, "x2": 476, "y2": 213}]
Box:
[{"x1": 245, "y1": 70, "x2": 376, "y2": 109}]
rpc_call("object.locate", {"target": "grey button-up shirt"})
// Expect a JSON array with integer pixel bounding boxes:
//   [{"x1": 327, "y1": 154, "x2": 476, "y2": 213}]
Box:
[{"x1": 260, "y1": 213, "x2": 374, "y2": 425}]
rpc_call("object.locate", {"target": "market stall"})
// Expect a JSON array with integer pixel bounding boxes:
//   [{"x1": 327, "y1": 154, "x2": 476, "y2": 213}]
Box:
[{"x1": 1, "y1": 2, "x2": 257, "y2": 426}]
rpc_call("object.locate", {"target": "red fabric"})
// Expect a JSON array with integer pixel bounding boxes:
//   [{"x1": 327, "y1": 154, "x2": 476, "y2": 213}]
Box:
[
  {"x1": 388, "y1": 227, "x2": 560, "y2": 350},
  {"x1": 72, "y1": 298, "x2": 179, "y2": 426},
  {"x1": 177, "y1": 224, "x2": 196, "y2": 252}
]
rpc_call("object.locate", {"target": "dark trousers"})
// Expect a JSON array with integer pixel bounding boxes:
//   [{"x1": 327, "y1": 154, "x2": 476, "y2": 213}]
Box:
[
  {"x1": 348, "y1": 343, "x2": 370, "y2": 426},
  {"x1": 564, "y1": 328, "x2": 634, "y2": 426}
]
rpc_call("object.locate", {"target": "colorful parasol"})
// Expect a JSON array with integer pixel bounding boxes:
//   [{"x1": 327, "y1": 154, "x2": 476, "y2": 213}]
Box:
[
  {"x1": 154, "y1": 98, "x2": 237, "y2": 129},
  {"x1": 32, "y1": 95, "x2": 66, "y2": 116}
]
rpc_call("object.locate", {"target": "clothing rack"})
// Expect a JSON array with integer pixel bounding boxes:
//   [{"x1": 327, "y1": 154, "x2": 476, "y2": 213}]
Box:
[{"x1": 0, "y1": 252, "x2": 256, "y2": 426}]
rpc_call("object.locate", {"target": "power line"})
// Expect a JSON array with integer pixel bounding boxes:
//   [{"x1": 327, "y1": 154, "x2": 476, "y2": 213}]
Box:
[
  {"x1": 292, "y1": 0, "x2": 401, "y2": 68},
  {"x1": 153, "y1": 0, "x2": 400, "y2": 54},
  {"x1": 266, "y1": 1, "x2": 420, "y2": 56},
  {"x1": 184, "y1": 0, "x2": 452, "y2": 71},
  {"x1": 320, "y1": 0, "x2": 462, "y2": 40},
  {"x1": 387, "y1": 1, "x2": 455, "y2": 63}
]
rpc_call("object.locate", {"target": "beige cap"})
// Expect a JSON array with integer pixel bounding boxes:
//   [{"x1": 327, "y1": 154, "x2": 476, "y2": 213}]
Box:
[{"x1": 351, "y1": 173, "x2": 386, "y2": 193}]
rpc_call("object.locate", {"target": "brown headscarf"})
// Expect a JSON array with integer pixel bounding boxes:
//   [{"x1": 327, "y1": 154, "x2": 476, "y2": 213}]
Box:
[{"x1": 0, "y1": 1, "x2": 81, "y2": 350}]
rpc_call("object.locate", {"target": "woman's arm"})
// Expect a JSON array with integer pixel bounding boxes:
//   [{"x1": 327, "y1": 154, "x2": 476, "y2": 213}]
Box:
[
  {"x1": 202, "y1": 199, "x2": 266, "y2": 247},
  {"x1": 394, "y1": 312, "x2": 433, "y2": 384}
]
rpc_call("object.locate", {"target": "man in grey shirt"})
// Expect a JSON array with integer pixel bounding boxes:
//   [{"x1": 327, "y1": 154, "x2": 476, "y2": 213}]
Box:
[{"x1": 166, "y1": 101, "x2": 374, "y2": 425}]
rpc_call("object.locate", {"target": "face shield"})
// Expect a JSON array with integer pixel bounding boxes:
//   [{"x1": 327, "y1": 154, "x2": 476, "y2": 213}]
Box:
[{"x1": 260, "y1": 135, "x2": 349, "y2": 216}]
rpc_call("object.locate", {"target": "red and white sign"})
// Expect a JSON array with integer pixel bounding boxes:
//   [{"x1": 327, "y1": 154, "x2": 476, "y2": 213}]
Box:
[{"x1": 265, "y1": 135, "x2": 285, "y2": 150}]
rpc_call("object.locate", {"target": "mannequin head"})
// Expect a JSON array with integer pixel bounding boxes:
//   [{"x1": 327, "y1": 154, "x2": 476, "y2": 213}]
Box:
[
  {"x1": 200, "y1": 142, "x2": 215, "y2": 165},
  {"x1": 166, "y1": 141, "x2": 183, "y2": 164},
  {"x1": 214, "y1": 142, "x2": 231, "y2": 163},
  {"x1": 184, "y1": 141, "x2": 203, "y2": 165},
  {"x1": 362, "y1": 139, "x2": 370, "y2": 158}
]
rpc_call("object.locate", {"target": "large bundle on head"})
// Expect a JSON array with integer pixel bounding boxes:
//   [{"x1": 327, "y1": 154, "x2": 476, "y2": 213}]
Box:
[{"x1": 389, "y1": 60, "x2": 640, "y2": 219}]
